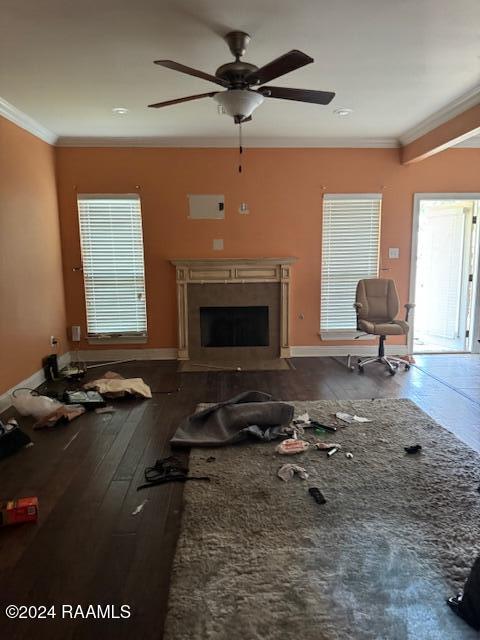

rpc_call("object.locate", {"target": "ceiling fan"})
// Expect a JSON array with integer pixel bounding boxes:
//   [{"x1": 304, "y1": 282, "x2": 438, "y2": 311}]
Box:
[{"x1": 148, "y1": 31, "x2": 335, "y2": 124}]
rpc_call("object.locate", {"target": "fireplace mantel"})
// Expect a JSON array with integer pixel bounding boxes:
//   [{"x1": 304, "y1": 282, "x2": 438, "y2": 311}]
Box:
[{"x1": 170, "y1": 257, "x2": 297, "y2": 360}]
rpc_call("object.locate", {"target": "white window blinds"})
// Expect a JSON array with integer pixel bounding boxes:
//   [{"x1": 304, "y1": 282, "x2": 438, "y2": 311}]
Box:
[
  {"x1": 321, "y1": 194, "x2": 381, "y2": 334},
  {"x1": 77, "y1": 194, "x2": 147, "y2": 336}
]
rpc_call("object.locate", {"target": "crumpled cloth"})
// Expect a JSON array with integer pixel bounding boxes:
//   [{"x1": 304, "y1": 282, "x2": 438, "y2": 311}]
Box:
[
  {"x1": 84, "y1": 371, "x2": 152, "y2": 398},
  {"x1": 171, "y1": 390, "x2": 294, "y2": 448},
  {"x1": 277, "y1": 464, "x2": 308, "y2": 482},
  {"x1": 34, "y1": 404, "x2": 86, "y2": 429}
]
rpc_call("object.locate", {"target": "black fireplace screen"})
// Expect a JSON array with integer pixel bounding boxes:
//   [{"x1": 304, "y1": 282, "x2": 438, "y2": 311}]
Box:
[{"x1": 200, "y1": 306, "x2": 269, "y2": 347}]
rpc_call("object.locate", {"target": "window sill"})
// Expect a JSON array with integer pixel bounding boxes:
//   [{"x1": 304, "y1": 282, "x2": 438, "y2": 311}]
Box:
[
  {"x1": 319, "y1": 331, "x2": 375, "y2": 341},
  {"x1": 87, "y1": 335, "x2": 148, "y2": 345}
]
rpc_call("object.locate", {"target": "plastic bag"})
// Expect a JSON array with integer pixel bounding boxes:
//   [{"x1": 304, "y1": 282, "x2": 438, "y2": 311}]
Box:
[{"x1": 11, "y1": 389, "x2": 62, "y2": 419}]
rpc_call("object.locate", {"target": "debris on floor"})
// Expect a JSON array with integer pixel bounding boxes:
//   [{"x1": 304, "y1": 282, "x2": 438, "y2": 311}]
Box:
[
  {"x1": 11, "y1": 388, "x2": 62, "y2": 419},
  {"x1": 64, "y1": 389, "x2": 106, "y2": 410},
  {"x1": 0, "y1": 419, "x2": 32, "y2": 459},
  {"x1": 311, "y1": 442, "x2": 341, "y2": 451},
  {"x1": 276, "y1": 438, "x2": 310, "y2": 455},
  {"x1": 137, "y1": 456, "x2": 210, "y2": 491},
  {"x1": 310, "y1": 420, "x2": 337, "y2": 433},
  {"x1": 171, "y1": 391, "x2": 294, "y2": 447},
  {"x1": 294, "y1": 412, "x2": 311, "y2": 424},
  {"x1": 308, "y1": 487, "x2": 327, "y2": 505},
  {"x1": 277, "y1": 464, "x2": 308, "y2": 482},
  {"x1": 345, "y1": 452, "x2": 354, "y2": 459},
  {"x1": 33, "y1": 404, "x2": 85, "y2": 430},
  {"x1": 294, "y1": 413, "x2": 337, "y2": 432},
  {"x1": 62, "y1": 431, "x2": 80, "y2": 451},
  {"x1": 132, "y1": 499, "x2": 148, "y2": 516},
  {"x1": 84, "y1": 371, "x2": 152, "y2": 399},
  {"x1": 404, "y1": 444, "x2": 422, "y2": 454},
  {"x1": 327, "y1": 447, "x2": 339, "y2": 457},
  {"x1": 206, "y1": 456, "x2": 216, "y2": 463},
  {"x1": 0, "y1": 497, "x2": 38, "y2": 527},
  {"x1": 335, "y1": 411, "x2": 372, "y2": 424},
  {"x1": 94, "y1": 405, "x2": 115, "y2": 414}
]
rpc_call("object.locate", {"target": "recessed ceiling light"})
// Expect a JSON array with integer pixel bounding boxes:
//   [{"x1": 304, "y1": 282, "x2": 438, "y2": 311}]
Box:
[
  {"x1": 333, "y1": 107, "x2": 353, "y2": 117},
  {"x1": 112, "y1": 107, "x2": 129, "y2": 115}
]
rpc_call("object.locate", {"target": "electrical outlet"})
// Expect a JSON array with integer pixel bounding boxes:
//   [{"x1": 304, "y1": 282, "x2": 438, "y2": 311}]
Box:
[
  {"x1": 50, "y1": 336, "x2": 58, "y2": 348},
  {"x1": 213, "y1": 239, "x2": 224, "y2": 251}
]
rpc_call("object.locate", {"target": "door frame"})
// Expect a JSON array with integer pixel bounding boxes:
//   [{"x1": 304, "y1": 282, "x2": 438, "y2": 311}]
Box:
[{"x1": 409, "y1": 193, "x2": 480, "y2": 354}]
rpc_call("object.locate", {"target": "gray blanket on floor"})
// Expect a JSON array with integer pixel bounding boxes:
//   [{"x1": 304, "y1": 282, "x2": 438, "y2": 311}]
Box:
[{"x1": 170, "y1": 390, "x2": 294, "y2": 447}]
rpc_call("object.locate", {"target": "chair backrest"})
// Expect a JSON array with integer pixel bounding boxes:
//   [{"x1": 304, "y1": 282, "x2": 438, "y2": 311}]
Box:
[{"x1": 355, "y1": 278, "x2": 399, "y2": 322}]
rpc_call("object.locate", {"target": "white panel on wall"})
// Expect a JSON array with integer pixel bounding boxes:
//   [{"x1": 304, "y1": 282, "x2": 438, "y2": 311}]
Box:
[{"x1": 188, "y1": 195, "x2": 225, "y2": 219}]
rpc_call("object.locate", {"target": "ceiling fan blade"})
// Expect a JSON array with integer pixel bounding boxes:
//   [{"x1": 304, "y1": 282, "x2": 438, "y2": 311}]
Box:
[
  {"x1": 258, "y1": 86, "x2": 335, "y2": 105},
  {"x1": 245, "y1": 50, "x2": 313, "y2": 85},
  {"x1": 148, "y1": 92, "x2": 218, "y2": 108},
  {"x1": 154, "y1": 60, "x2": 229, "y2": 87}
]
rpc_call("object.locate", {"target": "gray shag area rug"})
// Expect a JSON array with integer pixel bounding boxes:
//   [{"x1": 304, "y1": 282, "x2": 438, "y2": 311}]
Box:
[{"x1": 164, "y1": 399, "x2": 480, "y2": 640}]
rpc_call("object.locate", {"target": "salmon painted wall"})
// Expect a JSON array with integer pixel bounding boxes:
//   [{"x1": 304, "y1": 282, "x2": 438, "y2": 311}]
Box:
[
  {"x1": 0, "y1": 116, "x2": 67, "y2": 393},
  {"x1": 55, "y1": 146, "x2": 480, "y2": 351}
]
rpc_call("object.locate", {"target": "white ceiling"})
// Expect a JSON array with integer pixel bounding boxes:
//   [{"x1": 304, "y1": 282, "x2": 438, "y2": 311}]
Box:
[{"x1": 1, "y1": 0, "x2": 480, "y2": 143}]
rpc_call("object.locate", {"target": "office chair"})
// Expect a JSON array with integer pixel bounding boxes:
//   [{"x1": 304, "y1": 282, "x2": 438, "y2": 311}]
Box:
[{"x1": 354, "y1": 278, "x2": 415, "y2": 375}]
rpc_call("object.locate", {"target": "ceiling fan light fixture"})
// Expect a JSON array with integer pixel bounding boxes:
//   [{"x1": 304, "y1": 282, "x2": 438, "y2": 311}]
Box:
[{"x1": 214, "y1": 90, "x2": 264, "y2": 120}]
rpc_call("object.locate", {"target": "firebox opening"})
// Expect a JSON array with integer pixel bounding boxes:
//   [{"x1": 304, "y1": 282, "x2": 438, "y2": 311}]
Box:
[{"x1": 200, "y1": 306, "x2": 269, "y2": 347}]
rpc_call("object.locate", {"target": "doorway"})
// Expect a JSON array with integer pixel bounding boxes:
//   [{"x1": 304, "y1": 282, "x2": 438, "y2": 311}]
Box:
[{"x1": 410, "y1": 195, "x2": 480, "y2": 354}]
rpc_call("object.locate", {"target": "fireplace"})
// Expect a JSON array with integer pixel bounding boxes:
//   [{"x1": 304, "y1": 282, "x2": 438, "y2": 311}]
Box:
[
  {"x1": 171, "y1": 258, "x2": 297, "y2": 361},
  {"x1": 200, "y1": 306, "x2": 269, "y2": 347}
]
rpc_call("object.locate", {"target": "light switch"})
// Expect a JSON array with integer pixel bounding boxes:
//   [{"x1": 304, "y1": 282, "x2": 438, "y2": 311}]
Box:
[
  {"x1": 388, "y1": 247, "x2": 400, "y2": 259},
  {"x1": 213, "y1": 239, "x2": 224, "y2": 251}
]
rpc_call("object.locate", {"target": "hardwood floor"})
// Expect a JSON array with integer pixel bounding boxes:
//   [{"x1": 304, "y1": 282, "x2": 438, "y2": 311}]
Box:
[{"x1": 1, "y1": 355, "x2": 479, "y2": 639}]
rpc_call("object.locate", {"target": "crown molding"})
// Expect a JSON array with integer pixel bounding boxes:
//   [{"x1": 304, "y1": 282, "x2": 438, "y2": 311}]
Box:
[
  {"x1": 399, "y1": 85, "x2": 480, "y2": 146},
  {"x1": 455, "y1": 135, "x2": 480, "y2": 148},
  {"x1": 0, "y1": 97, "x2": 57, "y2": 145},
  {"x1": 56, "y1": 135, "x2": 399, "y2": 148}
]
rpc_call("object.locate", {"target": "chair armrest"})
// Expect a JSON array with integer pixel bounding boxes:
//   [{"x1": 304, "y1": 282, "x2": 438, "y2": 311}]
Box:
[{"x1": 404, "y1": 303, "x2": 415, "y2": 322}]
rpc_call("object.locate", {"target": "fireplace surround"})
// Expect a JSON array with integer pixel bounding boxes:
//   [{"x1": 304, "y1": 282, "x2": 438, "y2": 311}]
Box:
[{"x1": 170, "y1": 258, "x2": 297, "y2": 361}]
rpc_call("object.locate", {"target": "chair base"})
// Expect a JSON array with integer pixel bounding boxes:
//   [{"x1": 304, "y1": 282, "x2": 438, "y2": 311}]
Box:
[
  {"x1": 356, "y1": 334, "x2": 411, "y2": 376},
  {"x1": 357, "y1": 354, "x2": 410, "y2": 376}
]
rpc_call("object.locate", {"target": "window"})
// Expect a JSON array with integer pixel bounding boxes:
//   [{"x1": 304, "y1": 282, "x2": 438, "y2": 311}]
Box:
[
  {"x1": 321, "y1": 194, "x2": 381, "y2": 337},
  {"x1": 77, "y1": 194, "x2": 147, "y2": 339}
]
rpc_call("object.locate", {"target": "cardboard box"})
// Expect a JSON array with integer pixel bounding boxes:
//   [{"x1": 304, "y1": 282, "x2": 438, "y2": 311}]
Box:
[{"x1": 0, "y1": 497, "x2": 38, "y2": 527}]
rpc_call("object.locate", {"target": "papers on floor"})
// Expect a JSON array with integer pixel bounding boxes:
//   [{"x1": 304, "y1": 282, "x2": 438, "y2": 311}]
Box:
[{"x1": 335, "y1": 412, "x2": 372, "y2": 424}]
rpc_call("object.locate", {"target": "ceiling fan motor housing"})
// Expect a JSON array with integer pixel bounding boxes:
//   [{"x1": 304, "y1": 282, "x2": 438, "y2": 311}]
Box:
[{"x1": 215, "y1": 61, "x2": 259, "y2": 87}]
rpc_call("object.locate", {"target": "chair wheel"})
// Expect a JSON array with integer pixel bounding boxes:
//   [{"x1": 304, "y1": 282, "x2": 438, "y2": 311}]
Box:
[
  {"x1": 405, "y1": 364, "x2": 410, "y2": 370},
  {"x1": 388, "y1": 368, "x2": 396, "y2": 376},
  {"x1": 358, "y1": 365, "x2": 364, "y2": 374}
]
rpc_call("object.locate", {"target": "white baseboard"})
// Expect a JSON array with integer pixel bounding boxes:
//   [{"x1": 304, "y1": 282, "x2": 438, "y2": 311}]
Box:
[
  {"x1": 0, "y1": 351, "x2": 71, "y2": 414},
  {"x1": 76, "y1": 348, "x2": 177, "y2": 362},
  {"x1": 290, "y1": 345, "x2": 409, "y2": 357}
]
